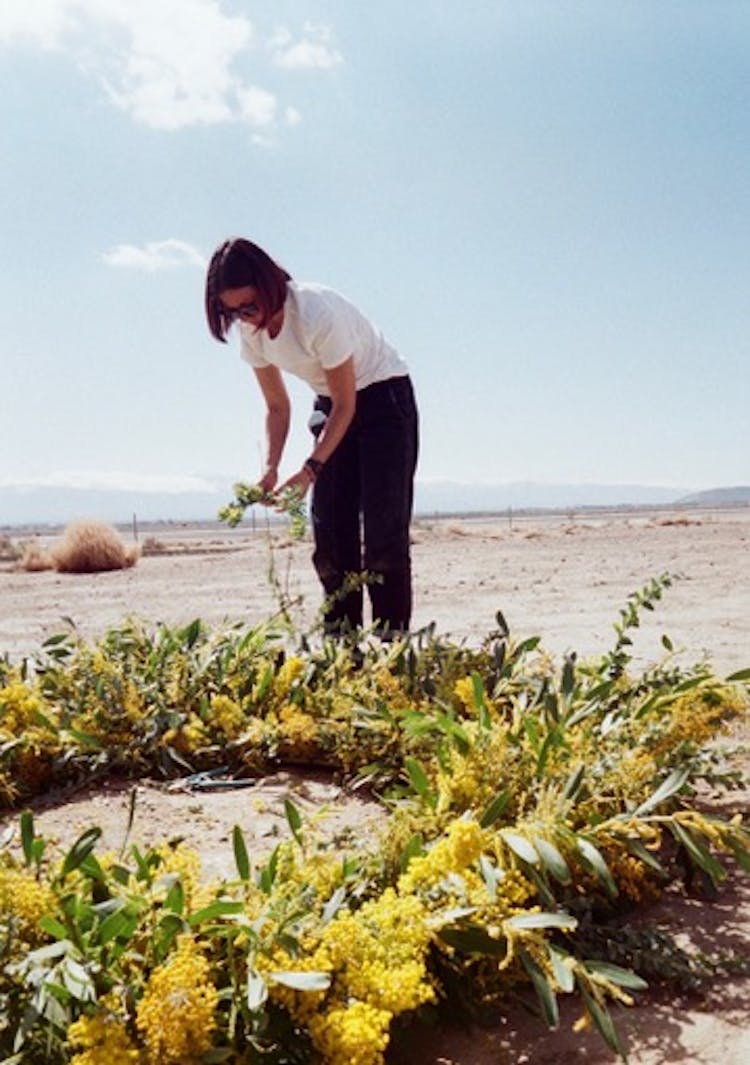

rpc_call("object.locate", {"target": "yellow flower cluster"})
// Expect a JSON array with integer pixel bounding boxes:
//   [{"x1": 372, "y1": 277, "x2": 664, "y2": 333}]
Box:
[
  {"x1": 162, "y1": 715, "x2": 208, "y2": 753},
  {"x1": 135, "y1": 935, "x2": 217, "y2": 1063},
  {"x1": 649, "y1": 686, "x2": 744, "y2": 758},
  {"x1": 0, "y1": 863, "x2": 56, "y2": 945},
  {"x1": 208, "y1": 693, "x2": 245, "y2": 739},
  {"x1": 602, "y1": 845, "x2": 659, "y2": 903},
  {"x1": 309, "y1": 1000, "x2": 392, "y2": 1065},
  {"x1": 278, "y1": 703, "x2": 320, "y2": 759},
  {"x1": 321, "y1": 888, "x2": 434, "y2": 1013},
  {"x1": 399, "y1": 819, "x2": 487, "y2": 893},
  {"x1": 67, "y1": 1008, "x2": 140, "y2": 1065},
  {"x1": 436, "y1": 730, "x2": 515, "y2": 813},
  {"x1": 274, "y1": 656, "x2": 305, "y2": 697},
  {"x1": 453, "y1": 676, "x2": 476, "y2": 711},
  {"x1": 0, "y1": 679, "x2": 51, "y2": 734}
]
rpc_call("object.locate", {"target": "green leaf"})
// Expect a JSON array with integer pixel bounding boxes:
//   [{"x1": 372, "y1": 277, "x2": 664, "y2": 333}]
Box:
[
  {"x1": 577, "y1": 838, "x2": 618, "y2": 898},
  {"x1": 232, "y1": 825, "x2": 250, "y2": 881},
  {"x1": 321, "y1": 886, "x2": 347, "y2": 926},
  {"x1": 479, "y1": 789, "x2": 510, "y2": 828},
  {"x1": 533, "y1": 838, "x2": 572, "y2": 884},
  {"x1": 259, "y1": 845, "x2": 280, "y2": 894},
  {"x1": 561, "y1": 654, "x2": 577, "y2": 698},
  {"x1": 506, "y1": 911, "x2": 577, "y2": 931},
  {"x1": 633, "y1": 767, "x2": 690, "y2": 816},
  {"x1": 269, "y1": 970, "x2": 331, "y2": 992},
  {"x1": 479, "y1": 854, "x2": 504, "y2": 900},
  {"x1": 246, "y1": 968, "x2": 268, "y2": 1011},
  {"x1": 284, "y1": 799, "x2": 304, "y2": 847},
  {"x1": 61, "y1": 827, "x2": 102, "y2": 877},
  {"x1": 579, "y1": 985, "x2": 627, "y2": 1059},
  {"x1": 438, "y1": 925, "x2": 505, "y2": 957},
  {"x1": 562, "y1": 763, "x2": 586, "y2": 801},
  {"x1": 188, "y1": 900, "x2": 244, "y2": 926},
  {"x1": 661, "y1": 633, "x2": 674, "y2": 652},
  {"x1": 623, "y1": 837, "x2": 666, "y2": 874},
  {"x1": 548, "y1": 945, "x2": 575, "y2": 993},
  {"x1": 178, "y1": 618, "x2": 203, "y2": 648},
  {"x1": 164, "y1": 879, "x2": 185, "y2": 916},
  {"x1": 20, "y1": 810, "x2": 35, "y2": 867},
  {"x1": 65, "y1": 726, "x2": 103, "y2": 749},
  {"x1": 670, "y1": 822, "x2": 726, "y2": 885},
  {"x1": 501, "y1": 830, "x2": 539, "y2": 865},
  {"x1": 726, "y1": 667, "x2": 750, "y2": 682},
  {"x1": 399, "y1": 832, "x2": 425, "y2": 873},
  {"x1": 585, "y1": 961, "x2": 648, "y2": 991},
  {"x1": 728, "y1": 838, "x2": 750, "y2": 873},
  {"x1": 404, "y1": 758, "x2": 430, "y2": 798},
  {"x1": 38, "y1": 915, "x2": 69, "y2": 941},
  {"x1": 98, "y1": 906, "x2": 138, "y2": 946},
  {"x1": 520, "y1": 948, "x2": 559, "y2": 1028}
]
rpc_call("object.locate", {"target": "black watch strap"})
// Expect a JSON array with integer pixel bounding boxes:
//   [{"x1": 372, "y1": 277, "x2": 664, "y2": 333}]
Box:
[{"x1": 304, "y1": 457, "x2": 324, "y2": 479}]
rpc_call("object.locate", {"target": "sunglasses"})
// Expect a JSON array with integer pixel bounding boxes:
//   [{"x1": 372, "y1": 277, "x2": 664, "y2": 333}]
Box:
[{"x1": 221, "y1": 300, "x2": 261, "y2": 322}]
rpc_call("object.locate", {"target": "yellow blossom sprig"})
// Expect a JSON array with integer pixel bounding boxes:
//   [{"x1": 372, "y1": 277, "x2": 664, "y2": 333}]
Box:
[{"x1": 219, "y1": 480, "x2": 307, "y2": 539}]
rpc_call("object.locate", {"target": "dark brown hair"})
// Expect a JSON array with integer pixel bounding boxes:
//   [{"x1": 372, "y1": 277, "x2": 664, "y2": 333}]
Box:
[{"x1": 205, "y1": 238, "x2": 292, "y2": 341}]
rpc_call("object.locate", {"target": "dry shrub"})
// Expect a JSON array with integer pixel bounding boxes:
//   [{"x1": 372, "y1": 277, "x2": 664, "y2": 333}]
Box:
[
  {"x1": 52, "y1": 521, "x2": 140, "y2": 573},
  {"x1": 0, "y1": 535, "x2": 23, "y2": 562},
  {"x1": 141, "y1": 536, "x2": 167, "y2": 555},
  {"x1": 19, "y1": 542, "x2": 55, "y2": 571}
]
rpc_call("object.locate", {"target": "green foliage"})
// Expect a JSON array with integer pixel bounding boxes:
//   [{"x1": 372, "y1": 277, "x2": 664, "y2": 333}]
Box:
[
  {"x1": 0, "y1": 577, "x2": 748, "y2": 1062},
  {"x1": 219, "y1": 480, "x2": 307, "y2": 539}
]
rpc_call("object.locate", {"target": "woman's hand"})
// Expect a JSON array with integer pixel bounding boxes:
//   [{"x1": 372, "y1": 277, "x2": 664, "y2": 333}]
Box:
[
  {"x1": 258, "y1": 465, "x2": 278, "y2": 495},
  {"x1": 278, "y1": 467, "x2": 314, "y2": 498}
]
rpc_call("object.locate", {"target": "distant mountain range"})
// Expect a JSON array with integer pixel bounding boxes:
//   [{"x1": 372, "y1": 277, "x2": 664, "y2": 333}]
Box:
[
  {"x1": 2, "y1": 478, "x2": 747, "y2": 528},
  {"x1": 676, "y1": 485, "x2": 750, "y2": 505}
]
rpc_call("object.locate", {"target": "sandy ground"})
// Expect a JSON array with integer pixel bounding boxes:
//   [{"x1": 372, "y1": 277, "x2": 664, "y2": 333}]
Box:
[
  {"x1": 1, "y1": 506, "x2": 749, "y2": 1062},
  {"x1": 2, "y1": 506, "x2": 749, "y2": 674}
]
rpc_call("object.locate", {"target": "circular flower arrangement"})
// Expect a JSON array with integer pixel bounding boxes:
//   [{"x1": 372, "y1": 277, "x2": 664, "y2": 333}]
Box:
[{"x1": 0, "y1": 574, "x2": 748, "y2": 1063}]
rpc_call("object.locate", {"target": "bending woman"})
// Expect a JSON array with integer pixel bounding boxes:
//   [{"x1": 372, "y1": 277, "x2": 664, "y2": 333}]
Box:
[{"x1": 205, "y1": 237, "x2": 419, "y2": 638}]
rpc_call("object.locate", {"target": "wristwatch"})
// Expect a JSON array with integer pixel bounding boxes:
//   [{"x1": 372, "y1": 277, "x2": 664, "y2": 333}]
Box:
[{"x1": 304, "y1": 457, "x2": 324, "y2": 480}]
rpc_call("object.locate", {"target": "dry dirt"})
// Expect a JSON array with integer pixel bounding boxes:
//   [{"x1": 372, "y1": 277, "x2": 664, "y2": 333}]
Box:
[{"x1": 1, "y1": 506, "x2": 749, "y2": 1063}]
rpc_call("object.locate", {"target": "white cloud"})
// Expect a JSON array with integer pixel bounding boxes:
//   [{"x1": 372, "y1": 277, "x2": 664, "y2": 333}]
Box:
[
  {"x1": 284, "y1": 106, "x2": 302, "y2": 127},
  {"x1": 0, "y1": 0, "x2": 74, "y2": 48},
  {"x1": 270, "y1": 22, "x2": 343, "y2": 70},
  {"x1": 0, "y1": 470, "x2": 220, "y2": 493},
  {"x1": 236, "y1": 84, "x2": 276, "y2": 128},
  {"x1": 101, "y1": 239, "x2": 206, "y2": 272},
  {"x1": 0, "y1": 1, "x2": 332, "y2": 136}
]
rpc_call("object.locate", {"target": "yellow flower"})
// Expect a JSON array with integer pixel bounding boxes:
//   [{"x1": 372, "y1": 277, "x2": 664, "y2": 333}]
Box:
[
  {"x1": 135, "y1": 935, "x2": 218, "y2": 1063},
  {"x1": 278, "y1": 704, "x2": 319, "y2": 758},
  {"x1": 0, "y1": 863, "x2": 56, "y2": 944},
  {"x1": 67, "y1": 1008, "x2": 140, "y2": 1065},
  {"x1": 274, "y1": 656, "x2": 305, "y2": 697},
  {"x1": 399, "y1": 819, "x2": 487, "y2": 893},
  {"x1": 0, "y1": 679, "x2": 54, "y2": 734},
  {"x1": 209, "y1": 693, "x2": 245, "y2": 739},
  {"x1": 453, "y1": 676, "x2": 475, "y2": 711},
  {"x1": 309, "y1": 1000, "x2": 392, "y2": 1065}
]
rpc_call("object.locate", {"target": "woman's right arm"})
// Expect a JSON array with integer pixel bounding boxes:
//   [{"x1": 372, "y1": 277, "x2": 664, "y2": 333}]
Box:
[{"x1": 253, "y1": 365, "x2": 291, "y2": 492}]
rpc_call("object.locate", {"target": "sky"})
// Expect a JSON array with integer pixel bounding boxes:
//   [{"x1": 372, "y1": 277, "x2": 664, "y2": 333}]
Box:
[{"x1": 1, "y1": 0, "x2": 748, "y2": 505}]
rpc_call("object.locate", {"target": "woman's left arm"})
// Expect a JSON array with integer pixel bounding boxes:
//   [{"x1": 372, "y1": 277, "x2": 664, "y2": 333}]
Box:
[{"x1": 280, "y1": 356, "x2": 356, "y2": 494}]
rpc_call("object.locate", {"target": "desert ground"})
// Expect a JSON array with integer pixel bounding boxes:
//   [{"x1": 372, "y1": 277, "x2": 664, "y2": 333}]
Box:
[{"x1": 1, "y1": 505, "x2": 749, "y2": 1063}]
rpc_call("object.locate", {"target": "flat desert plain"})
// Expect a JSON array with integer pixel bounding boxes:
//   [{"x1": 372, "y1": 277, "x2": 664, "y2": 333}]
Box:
[{"x1": 1, "y1": 505, "x2": 749, "y2": 1064}]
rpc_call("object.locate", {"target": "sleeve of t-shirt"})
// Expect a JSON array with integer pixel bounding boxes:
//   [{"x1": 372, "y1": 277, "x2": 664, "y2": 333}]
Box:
[
  {"x1": 240, "y1": 327, "x2": 269, "y2": 369},
  {"x1": 310, "y1": 297, "x2": 358, "y2": 370}
]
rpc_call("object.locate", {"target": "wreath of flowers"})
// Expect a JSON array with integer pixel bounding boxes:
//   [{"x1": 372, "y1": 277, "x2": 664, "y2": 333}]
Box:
[{"x1": 1, "y1": 574, "x2": 748, "y2": 1063}]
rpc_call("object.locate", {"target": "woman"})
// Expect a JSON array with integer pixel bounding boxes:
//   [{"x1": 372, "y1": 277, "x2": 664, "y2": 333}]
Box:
[{"x1": 205, "y1": 238, "x2": 419, "y2": 638}]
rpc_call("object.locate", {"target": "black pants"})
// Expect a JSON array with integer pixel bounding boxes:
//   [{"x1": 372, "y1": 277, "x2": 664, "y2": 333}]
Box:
[{"x1": 311, "y1": 375, "x2": 419, "y2": 635}]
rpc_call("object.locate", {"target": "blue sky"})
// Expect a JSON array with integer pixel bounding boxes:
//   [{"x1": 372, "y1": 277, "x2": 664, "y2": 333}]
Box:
[{"x1": 1, "y1": 0, "x2": 748, "y2": 501}]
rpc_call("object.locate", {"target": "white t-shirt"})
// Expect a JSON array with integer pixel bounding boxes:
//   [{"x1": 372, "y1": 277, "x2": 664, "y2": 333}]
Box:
[{"x1": 239, "y1": 281, "x2": 408, "y2": 395}]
